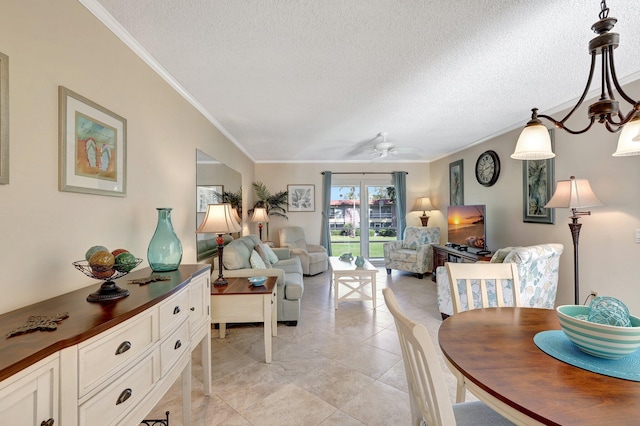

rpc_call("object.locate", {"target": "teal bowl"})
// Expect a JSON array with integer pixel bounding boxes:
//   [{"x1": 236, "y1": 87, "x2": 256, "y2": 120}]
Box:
[
  {"x1": 248, "y1": 276, "x2": 267, "y2": 286},
  {"x1": 556, "y1": 305, "x2": 640, "y2": 359}
]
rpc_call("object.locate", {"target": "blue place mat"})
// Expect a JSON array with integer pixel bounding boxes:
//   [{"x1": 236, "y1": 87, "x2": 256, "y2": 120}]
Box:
[{"x1": 534, "y1": 330, "x2": 640, "y2": 382}]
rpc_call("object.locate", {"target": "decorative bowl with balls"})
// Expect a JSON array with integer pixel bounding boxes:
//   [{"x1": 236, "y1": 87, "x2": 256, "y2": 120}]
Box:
[
  {"x1": 556, "y1": 297, "x2": 640, "y2": 359},
  {"x1": 74, "y1": 246, "x2": 142, "y2": 302}
]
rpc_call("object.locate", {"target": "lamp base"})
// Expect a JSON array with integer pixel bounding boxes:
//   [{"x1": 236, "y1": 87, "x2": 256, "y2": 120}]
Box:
[
  {"x1": 213, "y1": 277, "x2": 228, "y2": 286},
  {"x1": 419, "y1": 215, "x2": 430, "y2": 226}
]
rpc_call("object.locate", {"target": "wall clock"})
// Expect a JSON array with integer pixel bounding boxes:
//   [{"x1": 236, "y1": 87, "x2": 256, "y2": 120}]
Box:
[{"x1": 475, "y1": 150, "x2": 500, "y2": 187}]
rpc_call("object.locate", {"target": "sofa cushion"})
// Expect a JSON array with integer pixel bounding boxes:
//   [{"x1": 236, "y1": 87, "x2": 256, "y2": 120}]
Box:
[
  {"x1": 275, "y1": 256, "x2": 304, "y2": 276},
  {"x1": 490, "y1": 247, "x2": 518, "y2": 263},
  {"x1": 250, "y1": 250, "x2": 267, "y2": 269},
  {"x1": 222, "y1": 240, "x2": 252, "y2": 270},
  {"x1": 389, "y1": 248, "x2": 418, "y2": 263}
]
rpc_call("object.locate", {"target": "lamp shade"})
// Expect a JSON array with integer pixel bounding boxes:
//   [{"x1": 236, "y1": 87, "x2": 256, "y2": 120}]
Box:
[
  {"x1": 196, "y1": 203, "x2": 242, "y2": 234},
  {"x1": 613, "y1": 115, "x2": 640, "y2": 157},
  {"x1": 412, "y1": 197, "x2": 434, "y2": 212},
  {"x1": 251, "y1": 207, "x2": 269, "y2": 223},
  {"x1": 232, "y1": 207, "x2": 242, "y2": 224},
  {"x1": 545, "y1": 176, "x2": 603, "y2": 209},
  {"x1": 511, "y1": 123, "x2": 555, "y2": 160}
]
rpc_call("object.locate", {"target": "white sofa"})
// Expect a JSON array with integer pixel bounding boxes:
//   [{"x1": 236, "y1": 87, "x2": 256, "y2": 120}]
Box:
[
  {"x1": 436, "y1": 243, "x2": 564, "y2": 319},
  {"x1": 214, "y1": 235, "x2": 304, "y2": 325}
]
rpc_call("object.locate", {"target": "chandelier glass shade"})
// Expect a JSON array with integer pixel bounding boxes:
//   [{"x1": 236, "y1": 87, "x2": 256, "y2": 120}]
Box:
[{"x1": 512, "y1": 1, "x2": 640, "y2": 159}]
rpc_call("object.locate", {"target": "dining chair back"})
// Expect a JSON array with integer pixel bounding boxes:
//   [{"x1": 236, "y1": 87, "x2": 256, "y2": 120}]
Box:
[
  {"x1": 446, "y1": 262, "x2": 521, "y2": 314},
  {"x1": 382, "y1": 288, "x2": 514, "y2": 426}
]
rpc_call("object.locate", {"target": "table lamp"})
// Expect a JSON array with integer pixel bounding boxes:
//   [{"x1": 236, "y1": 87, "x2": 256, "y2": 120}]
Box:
[
  {"x1": 251, "y1": 207, "x2": 269, "y2": 241},
  {"x1": 545, "y1": 176, "x2": 603, "y2": 304},
  {"x1": 196, "y1": 203, "x2": 242, "y2": 286},
  {"x1": 412, "y1": 197, "x2": 435, "y2": 226}
]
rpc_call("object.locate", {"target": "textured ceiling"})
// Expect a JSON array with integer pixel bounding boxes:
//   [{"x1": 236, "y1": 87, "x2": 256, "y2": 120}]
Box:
[{"x1": 83, "y1": 0, "x2": 640, "y2": 163}]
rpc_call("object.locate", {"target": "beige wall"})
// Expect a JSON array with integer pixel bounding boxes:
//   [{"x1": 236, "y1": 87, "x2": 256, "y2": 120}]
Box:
[
  {"x1": 253, "y1": 162, "x2": 433, "y2": 244},
  {"x1": 430, "y1": 80, "x2": 640, "y2": 313},
  {"x1": 0, "y1": 0, "x2": 254, "y2": 314}
]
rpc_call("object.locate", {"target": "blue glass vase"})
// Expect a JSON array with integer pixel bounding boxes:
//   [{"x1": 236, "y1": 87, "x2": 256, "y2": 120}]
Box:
[{"x1": 147, "y1": 207, "x2": 182, "y2": 271}]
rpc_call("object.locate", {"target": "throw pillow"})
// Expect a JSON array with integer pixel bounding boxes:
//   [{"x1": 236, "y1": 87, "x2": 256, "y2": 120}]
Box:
[
  {"x1": 261, "y1": 243, "x2": 279, "y2": 265},
  {"x1": 254, "y1": 244, "x2": 273, "y2": 269},
  {"x1": 250, "y1": 249, "x2": 267, "y2": 269},
  {"x1": 490, "y1": 247, "x2": 517, "y2": 263}
]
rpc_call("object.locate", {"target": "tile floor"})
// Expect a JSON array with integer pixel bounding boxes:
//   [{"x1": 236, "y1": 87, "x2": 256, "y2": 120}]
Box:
[{"x1": 146, "y1": 267, "x2": 470, "y2": 425}]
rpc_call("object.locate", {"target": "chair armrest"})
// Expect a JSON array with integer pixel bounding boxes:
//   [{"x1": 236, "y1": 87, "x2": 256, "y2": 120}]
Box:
[
  {"x1": 306, "y1": 244, "x2": 327, "y2": 254},
  {"x1": 273, "y1": 247, "x2": 292, "y2": 260}
]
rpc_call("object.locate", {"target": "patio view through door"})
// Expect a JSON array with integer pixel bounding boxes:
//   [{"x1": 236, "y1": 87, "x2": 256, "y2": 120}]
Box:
[{"x1": 330, "y1": 179, "x2": 397, "y2": 261}]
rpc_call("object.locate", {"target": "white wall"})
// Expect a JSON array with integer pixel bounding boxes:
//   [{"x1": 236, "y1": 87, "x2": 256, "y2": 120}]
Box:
[
  {"x1": 253, "y1": 162, "x2": 433, "y2": 244},
  {"x1": 430, "y1": 80, "x2": 640, "y2": 313},
  {"x1": 0, "y1": 0, "x2": 254, "y2": 314}
]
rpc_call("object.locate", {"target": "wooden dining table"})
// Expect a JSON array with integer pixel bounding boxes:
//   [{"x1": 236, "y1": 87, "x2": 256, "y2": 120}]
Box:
[{"x1": 438, "y1": 307, "x2": 640, "y2": 425}]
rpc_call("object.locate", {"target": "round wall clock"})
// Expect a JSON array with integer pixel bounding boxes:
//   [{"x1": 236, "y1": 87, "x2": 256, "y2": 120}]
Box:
[{"x1": 475, "y1": 150, "x2": 500, "y2": 187}]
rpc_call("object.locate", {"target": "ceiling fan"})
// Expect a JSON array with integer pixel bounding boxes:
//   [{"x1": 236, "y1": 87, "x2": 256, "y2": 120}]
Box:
[{"x1": 370, "y1": 132, "x2": 416, "y2": 160}]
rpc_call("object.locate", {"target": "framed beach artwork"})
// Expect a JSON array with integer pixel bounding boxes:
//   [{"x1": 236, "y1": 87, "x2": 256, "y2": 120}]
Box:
[
  {"x1": 523, "y1": 129, "x2": 555, "y2": 224},
  {"x1": 288, "y1": 184, "x2": 314, "y2": 212},
  {"x1": 449, "y1": 159, "x2": 464, "y2": 206},
  {"x1": 196, "y1": 185, "x2": 223, "y2": 213},
  {"x1": 59, "y1": 86, "x2": 127, "y2": 196},
  {"x1": 0, "y1": 51, "x2": 8, "y2": 184}
]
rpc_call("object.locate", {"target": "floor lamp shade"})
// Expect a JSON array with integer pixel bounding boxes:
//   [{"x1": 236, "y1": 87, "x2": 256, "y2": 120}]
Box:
[
  {"x1": 251, "y1": 207, "x2": 269, "y2": 240},
  {"x1": 196, "y1": 203, "x2": 241, "y2": 285},
  {"x1": 412, "y1": 197, "x2": 434, "y2": 226},
  {"x1": 545, "y1": 177, "x2": 603, "y2": 305}
]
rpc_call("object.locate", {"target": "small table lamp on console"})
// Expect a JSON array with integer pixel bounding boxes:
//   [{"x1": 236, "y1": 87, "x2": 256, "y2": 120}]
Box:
[
  {"x1": 196, "y1": 203, "x2": 242, "y2": 286},
  {"x1": 545, "y1": 176, "x2": 603, "y2": 304},
  {"x1": 251, "y1": 207, "x2": 269, "y2": 241},
  {"x1": 412, "y1": 197, "x2": 435, "y2": 226}
]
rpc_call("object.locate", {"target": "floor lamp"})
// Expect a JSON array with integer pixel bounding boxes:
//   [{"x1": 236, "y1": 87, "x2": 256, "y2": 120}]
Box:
[
  {"x1": 196, "y1": 203, "x2": 242, "y2": 286},
  {"x1": 412, "y1": 197, "x2": 435, "y2": 226},
  {"x1": 251, "y1": 207, "x2": 269, "y2": 241},
  {"x1": 545, "y1": 176, "x2": 603, "y2": 304}
]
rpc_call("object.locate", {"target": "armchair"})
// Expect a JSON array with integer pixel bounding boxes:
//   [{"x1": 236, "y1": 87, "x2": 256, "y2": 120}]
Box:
[
  {"x1": 383, "y1": 226, "x2": 440, "y2": 279},
  {"x1": 436, "y1": 243, "x2": 564, "y2": 318},
  {"x1": 279, "y1": 226, "x2": 328, "y2": 276}
]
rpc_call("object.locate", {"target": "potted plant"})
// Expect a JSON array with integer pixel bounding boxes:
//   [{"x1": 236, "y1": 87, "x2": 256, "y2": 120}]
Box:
[{"x1": 249, "y1": 181, "x2": 288, "y2": 241}]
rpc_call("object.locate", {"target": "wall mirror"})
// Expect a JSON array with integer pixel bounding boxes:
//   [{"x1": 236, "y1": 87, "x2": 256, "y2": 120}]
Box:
[{"x1": 196, "y1": 149, "x2": 242, "y2": 261}]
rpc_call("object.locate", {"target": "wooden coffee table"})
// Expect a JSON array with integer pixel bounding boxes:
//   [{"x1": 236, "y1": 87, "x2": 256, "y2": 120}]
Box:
[
  {"x1": 329, "y1": 257, "x2": 377, "y2": 310},
  {"x1": 210, "y1": 276, "x2": 277, "y2": 363}
]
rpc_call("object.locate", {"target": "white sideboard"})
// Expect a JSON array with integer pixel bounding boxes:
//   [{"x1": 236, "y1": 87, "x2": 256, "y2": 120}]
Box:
[{"x1": 0, "y1": 264, "x2": 211, "y2": 426}]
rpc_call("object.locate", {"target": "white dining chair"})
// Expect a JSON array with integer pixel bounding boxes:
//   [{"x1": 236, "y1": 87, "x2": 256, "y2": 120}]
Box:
[
  {"x1": 445, "y1": 262, "x2": 522, "y2": 403},
  {"x1": 382, "y1": 288, "x2": 514, "y2": 426}
]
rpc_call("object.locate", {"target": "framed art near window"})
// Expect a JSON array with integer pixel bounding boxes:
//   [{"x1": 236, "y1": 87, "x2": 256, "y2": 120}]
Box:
[
  {"x1": 58, "y1": 86, "x2": 127, "y2": 196},
  {"x1": 449, "y1": 159, "x2": 464, "y2": 206},
  {"x1": 288, "y1": 184, "x2": 314, "y2": 212},
  {"x1": 523, "y1": 129, "x2": 555, "y2": 224},
  {"x1": 0, "y1": 51, "x2": 8, "y2": 185},
  {"x1": 196, "y1": 185, "x2": 223, "y2": 213}
]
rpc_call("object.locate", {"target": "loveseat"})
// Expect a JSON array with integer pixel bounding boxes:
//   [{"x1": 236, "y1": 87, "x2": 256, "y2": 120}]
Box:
[
  {"x1": 213, "y1": 235, "x2": 303, "y2": 325},
  {"x1": 436, "y1": 243, "x2": 564, "y2": 319}
]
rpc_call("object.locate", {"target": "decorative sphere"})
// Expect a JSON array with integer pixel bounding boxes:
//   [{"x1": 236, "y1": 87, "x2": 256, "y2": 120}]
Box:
[{"x1": 588, "y1": 296, "x2": 631, "y2": 327}]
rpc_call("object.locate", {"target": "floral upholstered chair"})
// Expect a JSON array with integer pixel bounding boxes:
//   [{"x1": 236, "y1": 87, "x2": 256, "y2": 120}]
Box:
[
  {"x1": 436, "y1": 243, "x2": 564, "y2": 319},
  {"x1": 383, "y1": 226, "x2": 440, "y2": 279}
]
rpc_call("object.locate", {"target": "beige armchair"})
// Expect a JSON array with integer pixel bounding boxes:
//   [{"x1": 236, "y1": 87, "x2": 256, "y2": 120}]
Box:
[
  {"x1": 279, "y1": 226, "x2": 329, "y2": 276},
  {"x1": 383, "y1": 226, "x2": 440, "y2": 279}
]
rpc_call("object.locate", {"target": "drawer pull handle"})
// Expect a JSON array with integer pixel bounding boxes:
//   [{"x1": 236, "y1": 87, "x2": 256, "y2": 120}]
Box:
[
  {"x1": 190, "y1": 306, "x2": 195, "y2": 311},
  {"x1": 116, "y1": 388, "x2": 132, "y2": 405},
  {"x1": 173, "y1": 306, "x2": 181, "y2": 315},
  {"x1": 41, "y1": 419, "x2": 54, "y2": 426},
  {"x1": 174, "y1": 340, "x2": 182, "y2": 350},
  {"x1": 115, "y1": 341, "x2": 132, "y2": 355}
]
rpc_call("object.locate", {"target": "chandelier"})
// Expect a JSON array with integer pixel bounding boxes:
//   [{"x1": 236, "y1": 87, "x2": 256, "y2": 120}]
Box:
[{"x1": 512, "y1": 1, "x2": 640, "y2": 159}]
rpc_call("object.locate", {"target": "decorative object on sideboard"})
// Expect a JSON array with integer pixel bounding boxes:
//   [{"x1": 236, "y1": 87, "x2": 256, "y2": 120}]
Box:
[
  {"x1": 475, "y1": 150, "x2": 500, "y2": 187},
  {"x1": 196, "y1": 203, "x2": 242, "y2": 286},
  {"x1": 58, "y1": 86, "x2": 127, "y2": 196},
  {"x1": 148, "y1": 207, "x2": 183, "y2": 272},
  {"x1": 545, "y1": 176, "x2": 603, "y2": 304},
  {"x1": 128, "y1": 275, "x2": 171, "y2": 285},
  {"x1": 74, "y1": 257, "x2": 143, "y2": 302},
  {"x1": 6, "y1": 312, "x2": 69, "y2": 338},
  {"x1": 251, "y1": 207, "x2": 269, "y2": 241},
  {"x1": 412, "y1": 197, "x2": 435, "y2": 226},
  {"x1": 512, "y1": 1, "x2": 640, "y2": 159}
]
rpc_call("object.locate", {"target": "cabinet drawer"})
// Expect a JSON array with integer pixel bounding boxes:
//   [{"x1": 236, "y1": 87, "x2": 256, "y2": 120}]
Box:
[
  {"x1": 160, "y1": 320, "x2": 190, "y2": 377},
  {"x1": 79, "y1": 349, "x2": 159, "y2": 426},
  {"x1": 159, "y1": 287, "x2": 189, "y2": 337},
  {"x1": 78, "y1": 309, "x2": 156, "y2": 398}
]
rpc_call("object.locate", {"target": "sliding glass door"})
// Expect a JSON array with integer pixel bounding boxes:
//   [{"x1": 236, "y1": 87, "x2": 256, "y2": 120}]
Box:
[{"x1": 330, "y1": 179, "x2": 396, "y2": 260}]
